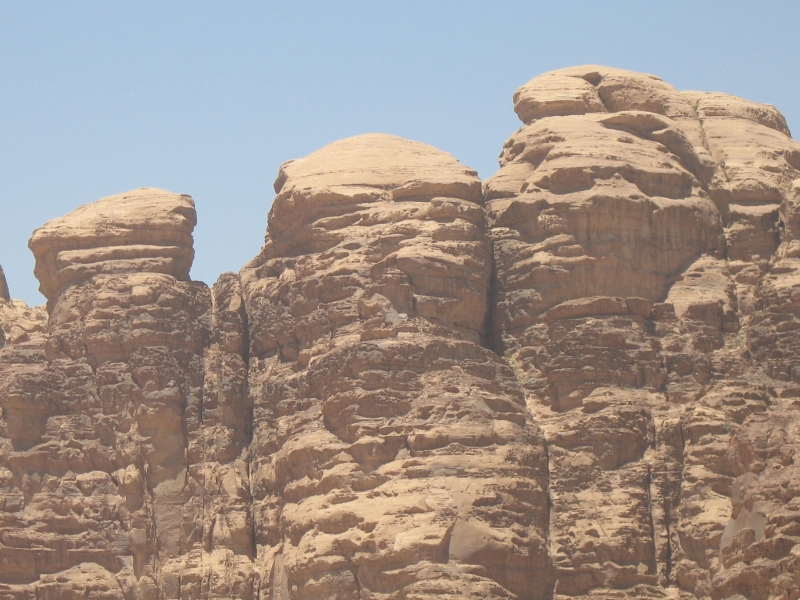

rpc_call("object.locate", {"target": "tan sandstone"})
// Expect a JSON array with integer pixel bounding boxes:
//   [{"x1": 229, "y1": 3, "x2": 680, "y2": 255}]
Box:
[
  {"x1": 0, "y1": 66, "x2": 798, "y2": 600},
  {"x1": 29, "y1": 188, "x2": 196, "y2": 307}
]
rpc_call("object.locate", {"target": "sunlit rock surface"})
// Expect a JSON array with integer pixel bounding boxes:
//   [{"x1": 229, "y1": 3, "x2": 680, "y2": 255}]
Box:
[
  {"x1": 1, "y1": 66, "x2": 799, "y2": 599},
  {"x1": 29, "y1": 188, "x2": 196, "y2": 308}
]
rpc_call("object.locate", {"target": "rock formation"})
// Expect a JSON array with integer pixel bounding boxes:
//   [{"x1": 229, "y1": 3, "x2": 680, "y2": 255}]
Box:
[
  {"x1": 28, "y1": 188, "x2": 196, "y2": 310},
  {"x1": 240, "y1": 134, "x2": 551, "y2": 599},
  {"x1": 0, "y1": 66, "x2": 799, "y2": 599},
  {"x1": 0, "y1": 266, "x2": 9, "y2": 303},
  {"x1": 487, "y1": 66, "x2": 800, "y2": 599}
]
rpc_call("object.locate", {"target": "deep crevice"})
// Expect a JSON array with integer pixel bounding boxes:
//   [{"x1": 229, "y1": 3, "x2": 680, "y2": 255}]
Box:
[
  {"x1": 663, "y1": 480, "x2": 675, "y2": 585},
  {"x1": 483, "y1": 237, "x2": 503, "y2": 356},
  {"x1": 542, "y1": 433, "x2": 556, "y2": 600},
  {"x1": 645, "y1": 463, "x2": 659, "y2": 577}
]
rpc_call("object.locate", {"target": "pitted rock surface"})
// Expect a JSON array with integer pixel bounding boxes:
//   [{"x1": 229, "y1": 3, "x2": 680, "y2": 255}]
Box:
[
  {"x1": 241, "y1": 133, "x2": 551, "y2": 599},
  {"x1": 0, "y1": 66, "x2": 799, "y2": 599}
]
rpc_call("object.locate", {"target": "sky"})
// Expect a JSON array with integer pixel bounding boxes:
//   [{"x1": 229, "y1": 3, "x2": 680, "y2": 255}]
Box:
[{"x1": 1, "y1": 1, "x2": 798, "y2": 306}]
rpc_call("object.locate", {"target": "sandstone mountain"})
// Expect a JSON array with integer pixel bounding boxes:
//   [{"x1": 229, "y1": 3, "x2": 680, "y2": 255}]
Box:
[{"x1": 0, "y1": 66, "x2": 799, "y2": 600}]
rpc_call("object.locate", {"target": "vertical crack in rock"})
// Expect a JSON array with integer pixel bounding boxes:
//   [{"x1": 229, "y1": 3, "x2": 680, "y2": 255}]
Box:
[
  {"x1": 645, "y1": 463, "x2": 658, "y2": 577},
  {"x1": 240, "y1": 133, "x2": 553, "y2": 599},
  {"x1": 483, "y1": 237, "x2": 502, "y2": 355},
  {"x1": 1, "y1": 66, "x2": 800, "y2": 600}
]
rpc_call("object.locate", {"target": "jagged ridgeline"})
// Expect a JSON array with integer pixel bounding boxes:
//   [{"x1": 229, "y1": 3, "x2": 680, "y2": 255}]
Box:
[{"x1": 1, "y1": 66, "x2": 799, "y2": 600}]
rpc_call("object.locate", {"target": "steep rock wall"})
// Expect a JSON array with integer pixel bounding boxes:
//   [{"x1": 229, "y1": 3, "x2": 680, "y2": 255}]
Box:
[
  {"x1": 487, "y1": 66, "x2": 800, "y2": 599},
  {"x1": 0, "y1": 66, "x2": 798, "y2": 600}
]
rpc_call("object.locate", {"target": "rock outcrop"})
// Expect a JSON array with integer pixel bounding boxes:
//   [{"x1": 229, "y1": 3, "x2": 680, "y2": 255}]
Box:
[
  {"x1": 29, "y1": 188, "x2": 196, "y2": 308},
  {"x1": 0, "y1": 66, "x2": 799, "y2": 600},
  {"x1": 486, "y1": 66, "x2": 800, "y2": 599},
  {"x1": 241, "y1": 133, "x2": 551, "y2": 599},
  {"x1": 0, "y1": 266, "x2": 9, "y2": 303}
]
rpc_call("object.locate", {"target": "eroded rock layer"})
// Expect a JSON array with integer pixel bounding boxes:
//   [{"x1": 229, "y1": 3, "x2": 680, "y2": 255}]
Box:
[
  {"x1": 487, "y1": 66, "x2": 800, "y2": 599},
  {"x1": 240, "y1": 133, "x2": 551, "y2": 599},
  {"x1": 29, "y1": 188, "x2": 196, "y2": 308},
  {"x1": 0, "y1": 66, "x2": 799, "y2": 600}
]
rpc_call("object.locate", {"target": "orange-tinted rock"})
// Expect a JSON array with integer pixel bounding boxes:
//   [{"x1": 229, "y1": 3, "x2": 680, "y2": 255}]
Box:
[
  {"x1": 29, "y1": 188, "x2": 196, "y2": 307},
  {"x1": 1, "y1": 67, "x2": 800, "y2": 600},
  {"x1": 491, "y1": 66, "x2": 800, "y2": 599},
  {"x1": 242, "y1": 133, "x2": 552, "y2": 599}
]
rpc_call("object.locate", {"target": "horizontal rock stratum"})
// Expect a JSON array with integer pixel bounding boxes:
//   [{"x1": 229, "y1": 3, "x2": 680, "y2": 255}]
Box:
[{"x1": 1, "y1": 65, "x2": 800, "y2": 599}]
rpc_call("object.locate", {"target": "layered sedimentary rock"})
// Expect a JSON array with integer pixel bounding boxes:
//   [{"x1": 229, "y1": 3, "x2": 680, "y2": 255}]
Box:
[
  {"x1": 240, "y1": 134, "x2": 552, "y2": 599},
  {"x1": 1, "y1": 192, "x2": 212, "y2": 599},
  {"x1": 486, "y1": 66, "x2": 800, "y2": 599},
  {"x1": 29, "y1": 188, "x2": 196, "y2": 308},
  {"x1": 0, "y1": 66, "x2": 799, "y2": 600}
]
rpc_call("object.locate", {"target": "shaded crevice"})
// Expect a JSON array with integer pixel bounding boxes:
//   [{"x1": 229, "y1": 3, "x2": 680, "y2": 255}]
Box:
[
  {"x1": 663, "y1": 484, "x2": 675, "y2": 585},
  {"x1": 645, "y1": 463, "x2": 659, "y2": 576},
  {"x1": 595, "y1": 87, "x2": 612, "y2": 113},
  {"x1": 543, "y1": 435, "x2": 556, "y2": 600},
  {"x1": 483, "y1": 238, "x2": 500, "y2": 355},
  {"x1": 239, "y1": 277, "x2": 251, "y2": 367},
  {"x1": 238, "y1": 275, "x2": 254, "y2": 448},
  {"x1": 249, "y1": 503, "x2": 258, "y2": 561},
  {"x1": 581, "y1": 71, "x2": 602, "y2": 87}
]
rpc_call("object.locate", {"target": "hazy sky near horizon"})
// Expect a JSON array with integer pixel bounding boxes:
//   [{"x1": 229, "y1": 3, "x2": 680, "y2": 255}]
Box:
[{"x1": 2, "y1": 1, "x2": 799, "y2": 305}]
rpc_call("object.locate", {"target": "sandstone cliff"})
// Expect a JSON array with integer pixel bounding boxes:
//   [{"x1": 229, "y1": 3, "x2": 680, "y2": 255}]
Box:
[{"x1": 0, "y1": 66, "x2": 798, "y2": 600}]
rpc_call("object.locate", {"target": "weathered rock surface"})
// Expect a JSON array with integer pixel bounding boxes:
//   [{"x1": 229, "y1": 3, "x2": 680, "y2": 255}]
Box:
[
  {"x1": 29, "y1": 188, "x2": 196, "y2": 307},
  {"x1": 487, "y1": 65, "x2": 800, "y2": 599},
  {"x1": 0, "y1": 66, "x2": 799, "y2": 600},
  {"x1": 240, "y1": 133, "x2": 551, "y2": 599}
]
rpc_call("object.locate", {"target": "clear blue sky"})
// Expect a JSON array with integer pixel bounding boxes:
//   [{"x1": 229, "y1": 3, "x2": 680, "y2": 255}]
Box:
[{"x1": 2, "y1": 1, "x2": 798, "y2": 305}]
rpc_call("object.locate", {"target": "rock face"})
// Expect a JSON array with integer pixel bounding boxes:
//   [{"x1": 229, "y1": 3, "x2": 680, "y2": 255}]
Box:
[
  {"x1": 0, "y1": 66, "x2": 799, "y2": 600},
  {"x1": 29, "y1": 188, "x2": 196, "y2": 308},
  {"x1": 484, "y1": 66, "x2": 800, "y2": 599},
  {"x1": 241, "y1": 133, "x2": 551, "y2": 599}
]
